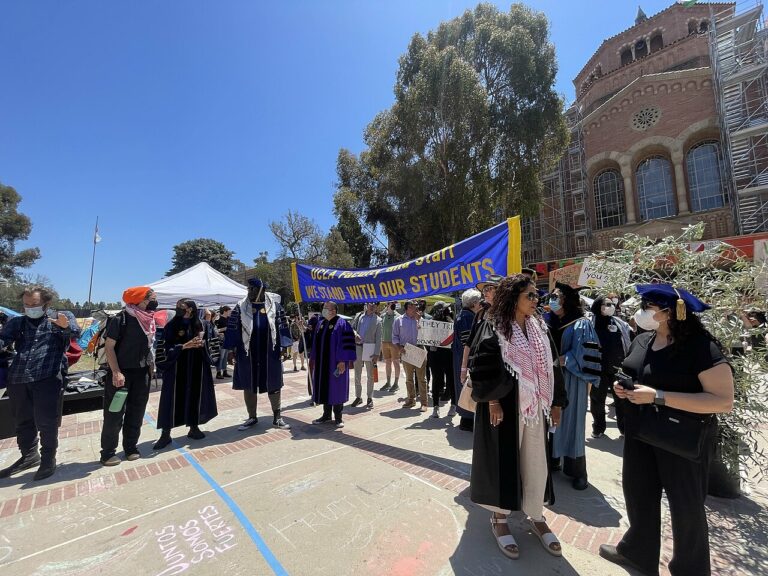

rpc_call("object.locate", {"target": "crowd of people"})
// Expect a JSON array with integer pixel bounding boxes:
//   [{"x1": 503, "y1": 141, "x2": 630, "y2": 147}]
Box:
[{"x1": 0, "y1": 269, "x2": 744, "y2": 575}]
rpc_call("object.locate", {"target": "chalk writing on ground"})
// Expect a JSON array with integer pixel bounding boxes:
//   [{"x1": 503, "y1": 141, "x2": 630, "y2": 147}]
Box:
[{"x1": 154, "y1": 504, "x2": 237, "y2": 576}]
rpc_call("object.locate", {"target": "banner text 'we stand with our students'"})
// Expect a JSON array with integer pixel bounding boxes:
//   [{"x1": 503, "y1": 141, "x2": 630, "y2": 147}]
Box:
[{"x1": 291, "y1": 217, "x2": 521, "y2": 304}]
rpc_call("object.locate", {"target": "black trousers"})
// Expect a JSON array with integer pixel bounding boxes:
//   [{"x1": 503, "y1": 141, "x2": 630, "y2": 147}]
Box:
[
  {"x1": 322, "y1": 403, "x2": 343, "y2": 423},
  {"x1": 618, "y1": 433, "x2": 713, "y2": 576},
  {"x1": 8, "y1": 376, "x2": 63, "y2": 459},
  {"x1": 429, "y1": 349, "x2": 455, "y2": 406},
  {"x1": 100, "y1": 368, "x2": 150, "y2": 460},
  {"x1": 590, "y1": 377, "x2": 625, "y2": 435}
]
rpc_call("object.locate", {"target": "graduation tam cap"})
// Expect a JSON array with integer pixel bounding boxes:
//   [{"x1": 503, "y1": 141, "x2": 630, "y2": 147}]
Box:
[
  {"x1": 247, "y1": 278, "x2": 266, "y2": 289},
  {"x1": 635, "y1": 283, "x2": 710, "y2": 321}
]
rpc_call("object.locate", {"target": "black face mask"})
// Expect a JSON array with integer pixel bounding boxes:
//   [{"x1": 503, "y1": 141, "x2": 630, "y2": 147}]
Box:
[
  {"x1": 145, "y1": 300, "x2": 159, "y2": 311},
  {"x1": 175, "y1": 307, "x2": 186, "y2": 317}
]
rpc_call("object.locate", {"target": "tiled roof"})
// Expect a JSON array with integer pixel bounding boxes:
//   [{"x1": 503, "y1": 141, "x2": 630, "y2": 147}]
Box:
[{"x1": 574, "y1": 2, "x2": 734, "y2": 82}]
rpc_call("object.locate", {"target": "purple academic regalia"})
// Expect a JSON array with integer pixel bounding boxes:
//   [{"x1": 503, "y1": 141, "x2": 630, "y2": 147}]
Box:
[{"x1": 310, "y1": 316, "x2": 356, "y2": 405}]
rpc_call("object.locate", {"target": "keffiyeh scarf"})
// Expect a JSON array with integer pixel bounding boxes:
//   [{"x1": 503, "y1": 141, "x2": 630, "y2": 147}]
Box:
[{"x1": 498, "y1": 316, "x2": 554, "y2": 425}]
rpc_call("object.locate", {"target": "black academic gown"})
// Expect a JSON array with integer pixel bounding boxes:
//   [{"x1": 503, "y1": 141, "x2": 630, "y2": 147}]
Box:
[
  {"x1": 157, "y1": 319, "x2": 218, "y2": 429},
  {"x1": 470, "y1": 315, "x2": 567, "y2": 512}
]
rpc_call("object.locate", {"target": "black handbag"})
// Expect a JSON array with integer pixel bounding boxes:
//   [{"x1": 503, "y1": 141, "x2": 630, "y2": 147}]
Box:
[
  {"x1": 467, "y1": 315, "x2": 515, "y2": 402},
  {"x1": 626, "y1": 340, "x2": 715, "y2": 462},
  {"x1": 628, "y1": 405, "x2": 715, "y2": 463}
]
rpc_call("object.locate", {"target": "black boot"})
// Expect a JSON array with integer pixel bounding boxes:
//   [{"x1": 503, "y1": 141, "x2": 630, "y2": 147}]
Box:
[
  {"x1": 273, "y1": 411, "x2": 291, "y2": 430},
  {"x1": 153, "y1": 430, "x2": 173, "y2": 450},
  {"x1": 0, "y1": 449, "x2": 41, "y2": 478},
  {"x1": 187, "y1": 426, "x2": 205, "y2": 440},
  {"x1": 33, "y1": 454, "x2": 57, "y2": 481}
]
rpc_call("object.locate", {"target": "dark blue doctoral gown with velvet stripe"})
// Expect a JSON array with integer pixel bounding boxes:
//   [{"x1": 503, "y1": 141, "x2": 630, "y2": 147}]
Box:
[
  {"x1": 157, "y1": 319, "x2": 218, "y2": 429},
  {"x1": 225, "y1": 302, "x2": 290, "y2": 394}
]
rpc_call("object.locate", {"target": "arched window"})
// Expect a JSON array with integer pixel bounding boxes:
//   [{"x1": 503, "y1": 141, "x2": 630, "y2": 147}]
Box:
[
  {"x1": 699, "y1": 20, "x2": 709, "y2": 33},
  {"x1": 621, "y1": 48, "x2": 633, "y2": 66},
  {"x1": 635, "y1": 39, "x2": 648, "y2": 59},
  {"x1": 636, "y1": 156, "x2": 677, "y2": 220},
  {"x1": 688, "y1": 20, "x2": 698, "y2": 35},
  {"x1": 650, "y1": 34, "x2": 663, "y2": 52},
  {"x1": 593, "y1": 169, "x2": 627, "y2": 229},
  {"x1": 687, "y1": 141, "x2": 727, "y2": 212}
]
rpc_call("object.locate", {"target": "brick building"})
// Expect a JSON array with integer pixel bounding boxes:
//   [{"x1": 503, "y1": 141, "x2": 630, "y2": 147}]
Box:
[{"x1": 523, "y1": 1, "x2": 768, "y2": 269}]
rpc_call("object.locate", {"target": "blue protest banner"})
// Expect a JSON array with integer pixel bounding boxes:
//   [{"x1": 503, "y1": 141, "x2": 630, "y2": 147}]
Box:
[{"x1": 291, "y1": 217, "x2": 521, "y2": 303}]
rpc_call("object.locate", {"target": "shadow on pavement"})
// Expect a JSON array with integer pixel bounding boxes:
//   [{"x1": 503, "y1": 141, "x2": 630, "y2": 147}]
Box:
[
  {"x1": 707, "y1": 492, "x2": 768, "y2": 575},
  {"x1": 449, "y1": 489, "x2": 584, "y2": 575},
  {"x1": 549, "y1": 473, "x2": 624, "y2": 528}
]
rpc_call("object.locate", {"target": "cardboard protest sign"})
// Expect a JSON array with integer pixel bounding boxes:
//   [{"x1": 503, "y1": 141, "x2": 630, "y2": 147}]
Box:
[
  {"x1": 417, "y1": 320, "x2": 454, "y2": 349},
  {"x1": 402, "y1": 343, "x2": 427, "y2": 368},
  {"x1": 549, "y1": 263, "x2": 583, "y2": 291},
  {"x1": 577, "y1": 258, "x2": 627, "y2": 289}
]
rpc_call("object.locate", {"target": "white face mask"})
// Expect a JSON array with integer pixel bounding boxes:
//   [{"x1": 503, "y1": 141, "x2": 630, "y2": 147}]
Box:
[
  {"x1": 322, "y1": 309, "x2": 332, "y2": 320},
  {"x1": 24, "y1": 306, "x2": 46, "y2": 319},
  {"x1": 634, "y1": 309, "x2": 661, "y2": 331},
  {"x1": 610, "y1": 298, "x2": 619, "y2": 305},
  {"x1": 601, "y1": 304, "x2": 616, "y2": 317}
]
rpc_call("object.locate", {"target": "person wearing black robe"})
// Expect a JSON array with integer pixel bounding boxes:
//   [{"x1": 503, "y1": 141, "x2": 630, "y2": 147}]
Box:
[
  {"x1": 154, "y1": 299, "x2": 218, "y2": 449},
  {"x1": 469, "y1": 274, "x2": 567, "y2": 559}
]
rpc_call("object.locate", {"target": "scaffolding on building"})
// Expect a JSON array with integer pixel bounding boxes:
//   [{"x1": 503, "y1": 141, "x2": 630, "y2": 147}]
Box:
[
  {"x1": 522, "y1": 105, "x2": 591, "y2": 264},
  {"x1": 710, "y1": 0, "x2": 768, "y2": 233}
]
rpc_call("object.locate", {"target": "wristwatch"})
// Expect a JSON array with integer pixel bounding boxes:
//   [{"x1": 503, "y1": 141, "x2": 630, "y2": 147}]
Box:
[{"x1": 654, "y1": 389, "x2": 666, "y2": 406}]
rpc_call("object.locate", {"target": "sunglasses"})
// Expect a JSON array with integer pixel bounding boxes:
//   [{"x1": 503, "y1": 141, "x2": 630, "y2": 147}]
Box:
[
  {"x1": 640, "y1": 300, "x2": 667, "y2": 311},
  {"x1": 482, "y1": 285, "x2": 497, "y2": 293},
  {"x1": 524, "y1": 292, "x2": 540, "y2": 301}
]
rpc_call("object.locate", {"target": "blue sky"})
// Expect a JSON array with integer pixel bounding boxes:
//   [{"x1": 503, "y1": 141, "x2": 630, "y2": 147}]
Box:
[{"x1": 0, "y1": 0, "x2": 673, "y2": 304}]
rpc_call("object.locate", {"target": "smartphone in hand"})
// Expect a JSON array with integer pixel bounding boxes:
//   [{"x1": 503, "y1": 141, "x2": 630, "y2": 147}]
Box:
[{"x1": 615, "y1": 370, "x2": 635, "y2": 391}]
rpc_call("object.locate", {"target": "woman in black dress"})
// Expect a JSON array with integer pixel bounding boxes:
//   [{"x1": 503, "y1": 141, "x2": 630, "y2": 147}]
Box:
[{"x1": 600, "y1": 284, "x2": 734, "y2": 576}]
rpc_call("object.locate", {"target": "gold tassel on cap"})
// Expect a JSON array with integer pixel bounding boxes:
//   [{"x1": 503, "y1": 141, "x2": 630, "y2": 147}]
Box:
[{"x1": 673, "y1": 288, "x2": 686, "y2": 321}]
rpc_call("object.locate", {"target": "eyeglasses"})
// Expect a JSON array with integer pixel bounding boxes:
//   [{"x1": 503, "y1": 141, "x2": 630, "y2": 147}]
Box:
[
  {"x1": 482, "y1": 285, "x2": 497, "y2": 293},
  {"x1": 549, "y1": 294, "x2": 560, "y2": 301},
  {"x1": 524, "y1": 292, "x2": 540, "y2": 301}
]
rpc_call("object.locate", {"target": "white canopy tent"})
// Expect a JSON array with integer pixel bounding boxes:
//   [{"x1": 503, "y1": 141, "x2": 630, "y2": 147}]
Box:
[{"x1": 147, "y1": 262, "x2": 280, "y2": 308}]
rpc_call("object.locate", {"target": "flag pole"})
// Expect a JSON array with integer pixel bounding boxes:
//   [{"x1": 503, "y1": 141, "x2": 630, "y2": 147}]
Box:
[{"x1": 87, "y1": 216, "x2": 99, "y2": 306}]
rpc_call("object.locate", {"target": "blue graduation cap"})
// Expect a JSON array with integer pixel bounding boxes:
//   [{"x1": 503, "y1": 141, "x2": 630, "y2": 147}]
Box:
[
  {"x1": 635, "y1": 283, "x2": 710, "y2": 320},
  {"x1": 247, "y1": 278, "x2": 265, "y2": 289}
]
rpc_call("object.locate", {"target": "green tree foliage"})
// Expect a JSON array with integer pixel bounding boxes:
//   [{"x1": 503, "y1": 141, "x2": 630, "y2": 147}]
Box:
[
  {"x1": 340, "y1": 3, "x2": 568, "y2": 260},
  {"x1": 333, "y1": 150, "x2": 378, "y2": 268},
  {"x1": 589, "y1": 223, "x2": 768, "y2": 481},
  {"x1": 0, "y1": 183, "x2": 41, "y2": 279},
  {"x1": 167, "y1": 238, "x2": 237, "y2": 276}
]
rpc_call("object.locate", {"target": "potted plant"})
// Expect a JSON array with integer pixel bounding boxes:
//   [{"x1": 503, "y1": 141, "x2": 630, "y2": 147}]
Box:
[{"x1": 585, "y1": 223, "x2": 768, "y2": 497}]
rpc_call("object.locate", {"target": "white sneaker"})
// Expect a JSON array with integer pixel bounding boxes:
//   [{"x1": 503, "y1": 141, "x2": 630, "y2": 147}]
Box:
[
  {"x1": 432, "y1": 407, "x2": 440, "y2": 418},
  {"x1": 447, "y1": 405, "x2": 457, "y2": 418}
]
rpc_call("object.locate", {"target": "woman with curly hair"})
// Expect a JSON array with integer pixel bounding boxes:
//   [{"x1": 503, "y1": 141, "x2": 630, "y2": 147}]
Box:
[
  {"x1": 469, "y1": 274, "x2": 567, "y2": 560},
  {"x1": 600, "y1": 284, "x2": 733, "y2": 576}
]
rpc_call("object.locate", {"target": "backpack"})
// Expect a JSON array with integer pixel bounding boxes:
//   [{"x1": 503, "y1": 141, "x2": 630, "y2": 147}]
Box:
[
  {"x1": 93, "y1": 312, "x2": 126, "y2": 366},
  {"x1": 467, "y1": 315, "x2": 516, "y2": 402}
]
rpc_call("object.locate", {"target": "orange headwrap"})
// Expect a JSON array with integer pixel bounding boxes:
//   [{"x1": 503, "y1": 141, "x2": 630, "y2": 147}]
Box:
[{"x1": 122, "y1": 286, "x2": 151, "y2": 305}]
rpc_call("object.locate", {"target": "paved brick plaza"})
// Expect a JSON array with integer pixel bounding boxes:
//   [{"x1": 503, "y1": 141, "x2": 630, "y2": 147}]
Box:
[{"x1": 0, "y1": 366, "x2": 765, "y2": 575}]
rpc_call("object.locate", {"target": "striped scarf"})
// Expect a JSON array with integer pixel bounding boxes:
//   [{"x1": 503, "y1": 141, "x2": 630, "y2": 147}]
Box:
[{"x1": 498, "y1": 316, "x2": 554, "y2": 426}]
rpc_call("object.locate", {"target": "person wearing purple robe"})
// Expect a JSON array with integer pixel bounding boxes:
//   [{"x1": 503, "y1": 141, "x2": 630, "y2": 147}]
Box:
[{"x1": 310, "y1": 301, "x2": 356, "y2": 429}]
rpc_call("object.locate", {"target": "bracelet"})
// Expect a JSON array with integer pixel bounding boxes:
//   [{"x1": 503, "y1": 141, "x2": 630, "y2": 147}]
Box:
[
  {"x1": 489, "y1": 401, "x2": 500, "y2": 406},
  {"x1": 460, "y1": 368, "x2": 468, "y2": 373}
]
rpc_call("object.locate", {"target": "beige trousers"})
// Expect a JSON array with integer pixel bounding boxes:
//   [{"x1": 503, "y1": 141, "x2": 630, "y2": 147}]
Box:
[
  {"x1": 518, "y1": 409, "x2": 548, "y2": 522},
  {"x1": 403, "y1": 362, "x2": 428, "y2": 405}
]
